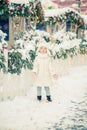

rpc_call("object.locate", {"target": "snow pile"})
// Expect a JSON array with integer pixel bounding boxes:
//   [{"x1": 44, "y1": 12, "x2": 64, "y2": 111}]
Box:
[
  {"x1": 9, "y1": 0, "x2": 30, "y2": 4},
  {"x1": 44, "y1": 7, "x2": 81, "y2": 17}
]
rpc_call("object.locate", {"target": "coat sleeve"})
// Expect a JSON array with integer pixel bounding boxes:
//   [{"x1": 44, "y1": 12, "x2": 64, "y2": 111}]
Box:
[
  {"x1": 49, "y1": 58, "x2": 57, "y2": 75},
  {"x1": 32, "y1": 57, "x2": 38, "y2": 73}
]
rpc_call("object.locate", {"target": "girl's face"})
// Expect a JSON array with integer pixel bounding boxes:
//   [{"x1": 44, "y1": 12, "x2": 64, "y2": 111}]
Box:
[{"x1": 39, "y1": 46, "x2": 47, "y2": 54}]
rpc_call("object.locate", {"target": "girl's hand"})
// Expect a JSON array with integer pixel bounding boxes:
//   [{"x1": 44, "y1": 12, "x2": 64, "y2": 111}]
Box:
[
  {"x1": 53, "y1": 74, "x2": 58, "y2": 80},
  {"x1": 32, "y1": 72, "x2": 37, "y2": 77}
]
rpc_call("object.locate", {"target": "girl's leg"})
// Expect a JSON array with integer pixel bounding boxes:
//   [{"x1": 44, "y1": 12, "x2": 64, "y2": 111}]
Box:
[
  {"x1": 37, "y1": 86, "x2": 42, "y2": 101},
  {"x1": 44, "y1": 87, "x2": 52, "y2": 102},
  {"x1": 44, "y1": 87, "x2": 50, "y2": 96}
]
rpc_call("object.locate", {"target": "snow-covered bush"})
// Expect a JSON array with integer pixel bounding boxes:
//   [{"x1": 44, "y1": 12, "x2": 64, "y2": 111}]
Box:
[
  {"x1": 8, "y1": 45, "x2": 36, "y2": 75},
  {"x1": 0, "y1": 30, "x2": 7, "y2": 73},
  {"x1": 53, "y1": 30, "x2": 76, "y2": 45},
  {"x1": 78, "y1": 38, "x2": 87, "y2": 55}
]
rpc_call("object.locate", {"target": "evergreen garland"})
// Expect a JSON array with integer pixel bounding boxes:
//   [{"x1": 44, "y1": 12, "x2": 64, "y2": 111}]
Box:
[
  {"x1": 35, "y1": 1, "x2": 44, "y2": 24},
  {"x1": 0, "y1": 0, "x2": 9, "y2": 17},
  {"x1": 45, "y1": 10, "x2": 84, "y2": 27},
  {"x1": 0, "y1": 0, "x2": 44, "y2": 24},
  {"x1": 0, "y1": 0, "x2": 84, "y2": 27}
]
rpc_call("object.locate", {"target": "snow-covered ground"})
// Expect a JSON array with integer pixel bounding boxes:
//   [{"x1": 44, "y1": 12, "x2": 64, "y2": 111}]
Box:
[{"x1": 0, "y1": 65, "x2": 87, "y2": 130}]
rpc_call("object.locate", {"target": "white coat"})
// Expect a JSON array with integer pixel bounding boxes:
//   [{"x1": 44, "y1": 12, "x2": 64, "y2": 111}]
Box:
[{"x1": 32, "y1": 53, "x2": 56, "y2": 87}]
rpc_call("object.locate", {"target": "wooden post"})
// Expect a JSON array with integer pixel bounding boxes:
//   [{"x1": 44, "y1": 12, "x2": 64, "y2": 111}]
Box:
[
  {"x1": 46, "y1": 25, "x2": 52, "y2": 34},
  {"x1": 9, "y1": 17, "x2": 14, "y2": 48}
]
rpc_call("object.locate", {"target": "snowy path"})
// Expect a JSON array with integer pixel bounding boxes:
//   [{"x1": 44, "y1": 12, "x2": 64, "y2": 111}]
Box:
[{"x1": 0, "y1": 66, "x2": 87, "y2": 130}]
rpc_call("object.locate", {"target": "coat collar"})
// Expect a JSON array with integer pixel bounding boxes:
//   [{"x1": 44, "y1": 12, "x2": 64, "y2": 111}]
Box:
[{"x1": 37, "y1": 53, "x2": 49, "y2": 58}]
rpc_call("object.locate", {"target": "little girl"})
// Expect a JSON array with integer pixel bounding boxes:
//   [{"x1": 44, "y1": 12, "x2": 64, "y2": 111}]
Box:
[{"x1": 32, "y1": 42, "x2": 58, "y2": 102}]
